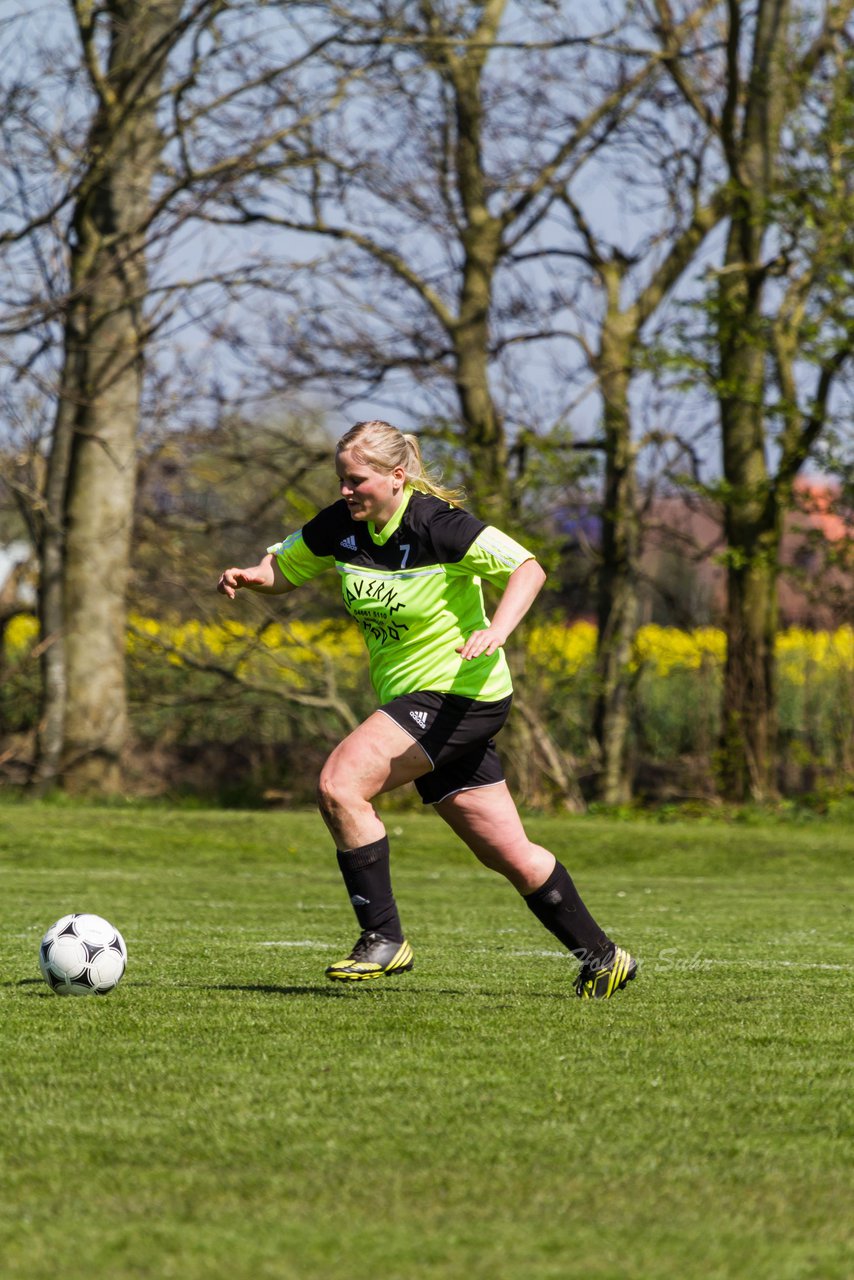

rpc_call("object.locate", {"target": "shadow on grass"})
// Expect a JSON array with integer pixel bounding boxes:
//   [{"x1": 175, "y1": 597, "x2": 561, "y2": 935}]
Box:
[
  {"x1": 12, "y1": 976, "x2": 568, "y2": 1001},
  {"x1": 12, "y1": 979, "x2": 56, "y2": 997},
  {"x1": 198, "y1": 981, "x2": 568, "y2": 1000},
  {"x1": 207, "y1": 982, "x2": 354, "y2": 997}
]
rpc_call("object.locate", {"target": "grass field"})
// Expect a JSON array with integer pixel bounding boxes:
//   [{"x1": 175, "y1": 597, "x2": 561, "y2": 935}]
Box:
[{"x1": 1, "y1": 801, "x2": 852, "y2": 1280}]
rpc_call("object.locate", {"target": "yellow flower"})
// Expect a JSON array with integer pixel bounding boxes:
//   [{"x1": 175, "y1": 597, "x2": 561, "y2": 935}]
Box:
[
  {"x1": 776, "y1": 625, "x2": 853, "y2": 685},
  {"x1": 4, "y1": 613, "x2": 39, "y2": 653},
  {"x1": 633, "y1": 625, "x2": 725, "y2": 675},
  {"x1": 527, "y1": 621, "x2": 597, "y2": 676}
]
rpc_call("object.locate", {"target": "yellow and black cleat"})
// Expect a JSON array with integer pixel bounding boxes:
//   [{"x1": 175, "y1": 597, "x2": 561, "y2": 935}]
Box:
[
  {"x1": 575, "y1": 946, "x2": 637, "y2": 1000},
  {"x1": 326, "y1": 931, "x2": 414, "y2": 982}
]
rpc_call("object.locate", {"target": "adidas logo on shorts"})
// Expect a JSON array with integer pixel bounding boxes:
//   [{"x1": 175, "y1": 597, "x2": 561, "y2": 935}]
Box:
[
  {"x1": 409, "y1": 709, "x2": 428, "y2": 730},
  {"x1": 340, "y1": 535, "x2": 357, "y2": 551}
]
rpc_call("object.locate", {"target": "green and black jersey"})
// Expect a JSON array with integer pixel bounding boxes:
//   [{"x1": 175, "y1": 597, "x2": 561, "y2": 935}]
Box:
[{"x1": 268, "y1": 488, "x2": 535, "y2": 705}]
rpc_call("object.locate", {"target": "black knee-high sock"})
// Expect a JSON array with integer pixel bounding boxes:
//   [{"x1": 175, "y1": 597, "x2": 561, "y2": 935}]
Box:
[
  {"x1": 336, "y1": 836, "x2": 403, "y2": 941},
  {"x1": 524, "y1": 860, "x2": 612, "y2": 964}
]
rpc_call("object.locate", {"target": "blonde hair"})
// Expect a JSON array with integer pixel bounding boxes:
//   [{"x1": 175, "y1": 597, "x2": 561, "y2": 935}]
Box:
[{"x1": 336, "y1": 420, "x2": 465, "y2": 505}]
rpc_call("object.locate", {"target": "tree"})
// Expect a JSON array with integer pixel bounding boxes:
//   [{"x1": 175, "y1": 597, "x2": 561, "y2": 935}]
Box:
[
  {"x1": 654, "y1": 0, "x2": 854, "y2": 798},
  {"x1": 35, "y1": 0, "x2": 186, "y2": 792},
  {"x1": 209, "y1": 0, "x2": 723, "y2": 802},
  {"x1": 552, "y1": 37, "x2": 727, "y2": 800},
  {"x1": 0, "y1": 0, "x2": 348, "y2": 791},
  {"x1": 215, "y1": 2, "x2": 690, "y2": 512}
]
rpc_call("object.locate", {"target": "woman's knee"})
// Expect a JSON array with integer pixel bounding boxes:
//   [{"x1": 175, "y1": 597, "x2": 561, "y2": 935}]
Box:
[
  {"x1": 317, "y1": 756, "x2": 348, "y2": 817},
  {"x1": 316, "y1": 753, "x2": 373, "y2": 819}
]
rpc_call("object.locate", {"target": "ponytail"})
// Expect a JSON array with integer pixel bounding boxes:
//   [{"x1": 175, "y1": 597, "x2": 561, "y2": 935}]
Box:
[{"x1": 337, "y1": 420, "x2": 465, "y2": 506}]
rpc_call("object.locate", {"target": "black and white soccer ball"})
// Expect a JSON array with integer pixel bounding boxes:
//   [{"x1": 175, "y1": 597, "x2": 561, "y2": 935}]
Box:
[{"x1": 39, "y1": 913, "x2": 127, "y2": 996}]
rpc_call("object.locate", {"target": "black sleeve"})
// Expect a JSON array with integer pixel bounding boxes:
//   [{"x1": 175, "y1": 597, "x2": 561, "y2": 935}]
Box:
[
  {"x1": 427, "y1": 501, "x2": 486, "y2": 563},
  {"x1": 300, "y1": 500, "x2": 350, "y2": 558}
]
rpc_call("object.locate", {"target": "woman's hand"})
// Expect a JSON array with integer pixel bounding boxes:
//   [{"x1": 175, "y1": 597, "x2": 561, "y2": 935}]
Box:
[
  {"x1": 218, "y1": 567, "x2": 265, "y2": 598},
  {"x1": 456, "y1": 560, "x2": 546, "y2": 660},
  {"x1": 456, "y1": 626, "x2": 507, "y2": 661},
  {"x1": 217, "y1": 555, "x2": 290, "y2": 598}
]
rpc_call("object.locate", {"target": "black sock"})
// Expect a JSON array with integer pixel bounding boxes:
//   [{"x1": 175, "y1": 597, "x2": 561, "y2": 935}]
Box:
[
  {"x1": 524, "y1": 860, "x2": 612, "y2": 966},
  {"x1": 336, "y1": 836, "x2": 403, "y2": 941}
]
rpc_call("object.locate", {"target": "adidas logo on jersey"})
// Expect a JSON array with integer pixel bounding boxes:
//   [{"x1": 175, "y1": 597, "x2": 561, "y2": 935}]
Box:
[
  {"x1": 409, "y1": 709, "x2": 429, "y2": 729},
  {"x1": 340, "y1": 535, "x2": 357, "y2": 551}
]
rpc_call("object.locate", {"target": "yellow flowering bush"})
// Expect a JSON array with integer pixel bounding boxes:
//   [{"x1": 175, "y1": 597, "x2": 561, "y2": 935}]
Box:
[
  {"x1": 633, "y1": 625, "x2": 726, "y2": 675},
  {"x1": 776, "y1": 625, "x2": 854, "y2": 686},
  {"x1": 8, "y1": 613, "x2": 854, "y2": 688},
  {"x1": 3, "y1": 615, "x2": 852, "y2": 784},
  {"x1": 522, "y1": 621, "x2": 852, "y2": 682},
  {"x1": 525, "y1": 620, "x2": 597, "y2": 676},
  {"x1": 126, "y1": 612, "x2": 365, "y2": 690},
  {"x1": 524, "y1": 621, "x2": 731, "y2": 677}
]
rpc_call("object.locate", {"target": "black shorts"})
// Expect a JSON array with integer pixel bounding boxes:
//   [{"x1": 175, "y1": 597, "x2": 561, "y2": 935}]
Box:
[{"x1": 379, "y1": 691, "x2": 512, "y2": 805}]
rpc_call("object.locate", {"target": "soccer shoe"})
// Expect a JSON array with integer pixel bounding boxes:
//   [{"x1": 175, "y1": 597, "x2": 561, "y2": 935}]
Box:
[
  {"x1": 575, "y1": 946, "x2": 637, "y2": 1000},
  {"x1": 325, "y1": 931, "x2": 414, "y2": 982}
]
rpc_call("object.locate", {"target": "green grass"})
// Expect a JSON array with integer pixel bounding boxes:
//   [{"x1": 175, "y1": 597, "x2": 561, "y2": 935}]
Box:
[{"x1": 1, "y1": 803, "x2": 852, "y2": 1280}]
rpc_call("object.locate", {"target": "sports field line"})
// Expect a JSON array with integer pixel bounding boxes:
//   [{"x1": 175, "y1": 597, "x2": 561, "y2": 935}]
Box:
[
  {"x1": 253, "y1": 941, "x2": 854, "y2": 972},
  {"x1": 498, "y1": 948, "x2": 854, "y2": 972},
  {"x1": 259, "y1": 939, "x2": 327, "y2": 947}
]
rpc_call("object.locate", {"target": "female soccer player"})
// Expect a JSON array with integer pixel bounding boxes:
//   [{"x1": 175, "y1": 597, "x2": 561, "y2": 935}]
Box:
[{"x1": 217, "y1": 420, "x2": 636, "y2": 999}]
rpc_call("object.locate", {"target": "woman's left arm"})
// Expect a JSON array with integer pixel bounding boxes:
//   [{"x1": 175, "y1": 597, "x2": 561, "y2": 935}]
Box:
[{"x1": 456, "y1": 558, "x2": 547, "y2": 661}]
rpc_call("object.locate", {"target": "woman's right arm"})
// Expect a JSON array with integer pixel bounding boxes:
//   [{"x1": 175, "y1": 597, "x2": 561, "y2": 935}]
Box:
[{"x1": 217, "y1": 553, "x2": 297, "y2": 599}]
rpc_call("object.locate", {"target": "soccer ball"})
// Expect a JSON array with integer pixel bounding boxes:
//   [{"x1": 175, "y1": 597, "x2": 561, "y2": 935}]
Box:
[{"x1": 39, "y1": 913, "x2": 127, "y2": 996}]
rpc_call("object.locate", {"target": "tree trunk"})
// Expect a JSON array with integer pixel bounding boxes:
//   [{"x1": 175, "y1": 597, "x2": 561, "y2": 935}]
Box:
[
  {"x1": 715, "y1": 0, "x2": 791, "y2": 801},
  {"x1": 446, "y1": 21, "x2": 509, "y2": 522},
  {"x1": 33, "y1": 0, "x2": 182, "y2": 793},
  {"x1": 593, "y1": 272, "x2": 639, "y2": 804},
  {"x1": 454, "y1": 256, "x2": 507, "y2": 521},
  {"x1": 719, "y1": 514, "x2": 780, "y2": 799},
  {"x1": 31, "y1": 391, "x2": 75, "y2": 792},
  {"x1": 716, "y1": 224, "x2": 778, "y2": 800},
  {"x1": 61, "y1": 270, "x2": 144, "y2": 791}
]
